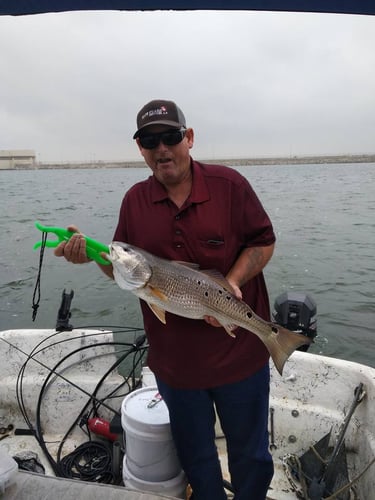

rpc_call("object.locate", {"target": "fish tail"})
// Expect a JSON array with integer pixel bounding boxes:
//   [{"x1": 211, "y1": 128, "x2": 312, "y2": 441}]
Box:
[{"x1": 264, "y1": 324, "x2": 312, "y2": 375}]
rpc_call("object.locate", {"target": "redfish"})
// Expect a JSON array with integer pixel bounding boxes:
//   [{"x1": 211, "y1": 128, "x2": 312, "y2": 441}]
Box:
[{"x1": 108, "y1": 242, "x2": 311, "y2": 375}]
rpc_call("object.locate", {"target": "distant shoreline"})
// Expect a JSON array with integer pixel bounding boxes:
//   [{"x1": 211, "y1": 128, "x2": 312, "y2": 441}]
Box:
[{"x1": 1, "y1": 154, "x2": 375, "y2": 170}]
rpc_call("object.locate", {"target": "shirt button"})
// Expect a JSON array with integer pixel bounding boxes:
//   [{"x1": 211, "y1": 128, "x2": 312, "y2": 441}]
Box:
[{"x1": 175, "y1": 230, "x2": 181, "y2": 235}]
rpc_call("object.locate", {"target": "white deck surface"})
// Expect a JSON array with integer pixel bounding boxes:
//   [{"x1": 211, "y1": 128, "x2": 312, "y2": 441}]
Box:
[{"x1": 1, "y1": 329, "x2": 374, "y2": 499}]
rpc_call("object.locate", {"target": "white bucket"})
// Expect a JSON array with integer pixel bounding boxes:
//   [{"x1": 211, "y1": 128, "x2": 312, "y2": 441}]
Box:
[
  {"x1": 141, "y1": 366, "x2": 157, "y2": 387},
  {"x1": 121, "y1": 386, "x2": 182, "y2": 482},
  {"x1": 123, "y1": 456, "x2": 187, "y2": 499}
]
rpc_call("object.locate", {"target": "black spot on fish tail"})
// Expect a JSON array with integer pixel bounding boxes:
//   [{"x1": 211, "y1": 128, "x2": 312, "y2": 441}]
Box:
[
  {"x1": 271, "y1": 326, "x2": 279, "y2": 334},
  {"x1": 246, "y1": 312, "x2": 252, "y2": 319}
]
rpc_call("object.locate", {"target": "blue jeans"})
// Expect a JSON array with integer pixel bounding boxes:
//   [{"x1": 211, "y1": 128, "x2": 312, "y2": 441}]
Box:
[{"x1": 156, "y1": 364, "x2": 274, "y2": 500}]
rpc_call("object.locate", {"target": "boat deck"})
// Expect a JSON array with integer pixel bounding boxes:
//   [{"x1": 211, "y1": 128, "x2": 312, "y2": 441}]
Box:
[{"x1": 1, "y1": 329, "x2": 374, "y2": 499}]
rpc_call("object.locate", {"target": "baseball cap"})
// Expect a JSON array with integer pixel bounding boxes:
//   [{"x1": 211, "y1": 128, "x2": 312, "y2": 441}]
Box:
[{"x1": 133, "y1": 99, "x2": 186, "y2": 139}]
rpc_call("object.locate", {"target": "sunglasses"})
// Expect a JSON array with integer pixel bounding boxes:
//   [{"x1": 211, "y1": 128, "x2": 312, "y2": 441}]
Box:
[{"x1": 138, "y1": 128, "x2": 186, "y2": 150}]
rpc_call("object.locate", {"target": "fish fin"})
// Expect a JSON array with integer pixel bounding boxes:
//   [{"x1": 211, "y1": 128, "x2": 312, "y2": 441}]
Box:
[
  {"x1": 148, "y1": 285, "x2": 168, "y2": 301},
  {"x1": 147, "y1": 302, "x2": 167, "y2": 324},
  {"x1": 175, "y1": 261, "x2": 200, "y2": 270},
  {"x1": 174, "y1": 263, "x2": 236, "y2": 295},
  {"x1": 200, "y1": 269, "x2": 236, "y2": 294},
  {"x1": 264, "y1": 324, "x2": 313, "y2": 375},
  {"x1": 223, "y1": 324, "x2": 237, "y2": 338}
]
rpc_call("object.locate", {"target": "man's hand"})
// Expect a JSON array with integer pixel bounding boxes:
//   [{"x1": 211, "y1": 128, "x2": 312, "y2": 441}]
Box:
[{"x1": 54, "y1": 225, "x2": 92, "y2": 264}]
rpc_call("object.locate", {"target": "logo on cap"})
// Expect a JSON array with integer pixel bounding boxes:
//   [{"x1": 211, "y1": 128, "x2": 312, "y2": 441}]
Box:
[{"x1": 142, "y1": 106, "x2": 169, "y2": 122}]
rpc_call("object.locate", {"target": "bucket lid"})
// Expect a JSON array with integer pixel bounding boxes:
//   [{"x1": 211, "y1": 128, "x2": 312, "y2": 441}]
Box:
[{"x1": 122, "y1": 386, "x2": 170, "y2": 427}]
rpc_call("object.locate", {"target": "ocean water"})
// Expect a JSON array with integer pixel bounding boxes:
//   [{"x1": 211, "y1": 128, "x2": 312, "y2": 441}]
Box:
[{"x1": 0, "y1": 163, "x2": 374, "y2": 367}]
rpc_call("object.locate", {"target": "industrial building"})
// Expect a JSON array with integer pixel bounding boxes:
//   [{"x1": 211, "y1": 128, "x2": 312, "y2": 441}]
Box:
[{"x1": 0, "y1": 150, "x2": 36, "y2": 169}]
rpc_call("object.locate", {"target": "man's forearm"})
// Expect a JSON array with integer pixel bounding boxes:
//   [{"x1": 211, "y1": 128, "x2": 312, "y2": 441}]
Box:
[
  {"x1": 226, "y1": 243, "x2": 275, "y2": 289},
  {"x1": 97, "y1": 261, "x2": 114, "y2": 280}
]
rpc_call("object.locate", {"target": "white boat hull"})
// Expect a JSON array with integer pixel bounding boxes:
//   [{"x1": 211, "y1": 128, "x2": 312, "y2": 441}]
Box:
[{"x1": 1, "y1": 329, "x2": 374, "y2": 499}]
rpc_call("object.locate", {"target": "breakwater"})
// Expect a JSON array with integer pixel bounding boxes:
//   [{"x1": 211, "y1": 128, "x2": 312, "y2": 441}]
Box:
[{"x1": 2, "y1": 154, "x2": 375, "y2": 170}]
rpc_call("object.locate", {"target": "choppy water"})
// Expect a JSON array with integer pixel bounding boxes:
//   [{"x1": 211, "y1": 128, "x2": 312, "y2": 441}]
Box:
[{"x1": 1, "y1": 163, "x2": 374, "y2": 367}]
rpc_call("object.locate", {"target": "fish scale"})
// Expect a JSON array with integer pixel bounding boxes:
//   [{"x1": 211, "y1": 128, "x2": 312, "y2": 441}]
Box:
[
  {"x1": 138, "y1": 261, "x2": 277, "y2": 338},
  {"x1": 109, "y1": 242, "x2": 311, "y2": 375}
]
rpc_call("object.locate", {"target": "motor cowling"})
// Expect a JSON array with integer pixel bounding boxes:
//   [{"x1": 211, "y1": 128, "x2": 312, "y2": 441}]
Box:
[{"x1": 272, "y1": 292, "x2": 317, "y2": 352}]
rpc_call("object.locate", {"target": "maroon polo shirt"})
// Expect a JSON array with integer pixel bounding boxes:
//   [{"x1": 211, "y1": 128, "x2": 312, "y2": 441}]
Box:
[{"x1": 113, "y1": 159, "x2": 276, "y2": 389}]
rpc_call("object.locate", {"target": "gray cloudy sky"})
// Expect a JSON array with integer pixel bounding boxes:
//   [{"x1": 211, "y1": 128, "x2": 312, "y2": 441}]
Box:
[{"x1": 1, "y1": 10, "x2": 375, "y2": 162}]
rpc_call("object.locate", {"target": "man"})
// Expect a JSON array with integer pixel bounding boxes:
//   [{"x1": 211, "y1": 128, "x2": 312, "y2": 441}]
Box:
[{"x1": 55, "y1": 99, "x2": 276, "y2": 499}]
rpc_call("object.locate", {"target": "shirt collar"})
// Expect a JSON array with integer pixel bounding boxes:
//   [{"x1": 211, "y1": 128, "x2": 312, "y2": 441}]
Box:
[{"x1": 150, "y1": 159, "x2": 210, "y2": 204}]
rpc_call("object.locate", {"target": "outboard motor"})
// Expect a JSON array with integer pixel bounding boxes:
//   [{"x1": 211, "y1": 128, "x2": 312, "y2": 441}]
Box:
[{"x1": 272, "y1": 292, "x2": 317, "y2": 352}]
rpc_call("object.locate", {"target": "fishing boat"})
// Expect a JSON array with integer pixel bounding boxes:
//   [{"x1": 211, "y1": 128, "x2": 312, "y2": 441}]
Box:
[
  {"x1": 0, "y1": 289, "x2": 374, "y2": 499},
  {"x1": 1, "y1": 1, "x2": 374, "y2": 499}
]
